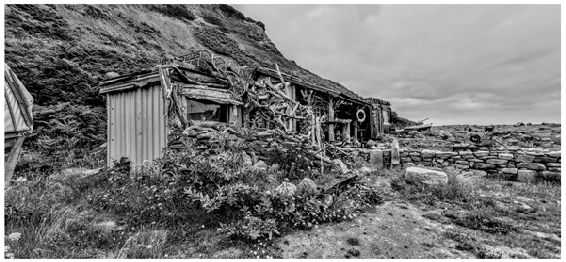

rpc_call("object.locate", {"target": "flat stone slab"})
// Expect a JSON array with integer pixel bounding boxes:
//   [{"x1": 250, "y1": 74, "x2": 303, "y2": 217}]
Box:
[{"x1": 405, "y1": 166, "x2": 448, "y2": 185}]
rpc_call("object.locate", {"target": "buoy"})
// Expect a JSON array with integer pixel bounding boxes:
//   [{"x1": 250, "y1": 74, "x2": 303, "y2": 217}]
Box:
[{"x1": 356, "y1": 109, "x2": 366, "y2": 122}]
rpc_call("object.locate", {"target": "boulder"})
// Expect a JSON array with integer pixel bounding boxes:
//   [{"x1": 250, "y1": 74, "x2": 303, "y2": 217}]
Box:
[
  {"x1": 295, "y1": 178, "x2": 317, "y2": 197},
  {"x1": 517, "y1": 169, "x2": 537, "y2": 182},
  {"x1": 404, "y1": 166, "x2": 448, "y2": 185}
]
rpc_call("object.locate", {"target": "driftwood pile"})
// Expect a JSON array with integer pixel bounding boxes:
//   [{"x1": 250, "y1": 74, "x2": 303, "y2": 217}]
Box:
[{"x1": 167, "y1": 121, "x2": 350, "y2": 174}]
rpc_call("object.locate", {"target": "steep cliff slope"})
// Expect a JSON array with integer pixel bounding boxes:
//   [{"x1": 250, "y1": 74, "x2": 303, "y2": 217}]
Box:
[{"x1": 5, "y1": 4, "x2": 360, "y2": 108}]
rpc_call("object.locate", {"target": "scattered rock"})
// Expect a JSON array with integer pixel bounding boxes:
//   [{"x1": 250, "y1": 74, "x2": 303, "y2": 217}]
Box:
[{"x1": 404, "y1": 166, "x2": 448, "y2": 185}]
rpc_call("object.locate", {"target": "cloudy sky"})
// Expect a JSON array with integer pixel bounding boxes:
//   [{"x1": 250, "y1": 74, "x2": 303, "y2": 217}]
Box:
[{"x1": 234, "y1": 5, "x2": 561, "y2": 125}]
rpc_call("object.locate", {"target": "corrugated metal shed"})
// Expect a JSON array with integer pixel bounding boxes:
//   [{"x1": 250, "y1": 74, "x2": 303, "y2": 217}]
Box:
[
  {"x1": 100, "y1": 71, "x2": 168, "y2": 167},
  {"x1": 4, "y1": 64, "x2": 33, "y2": 138}
]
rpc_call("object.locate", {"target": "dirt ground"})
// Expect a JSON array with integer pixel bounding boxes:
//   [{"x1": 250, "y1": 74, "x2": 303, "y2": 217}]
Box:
[{"x1": 272, "y1": 171, "x2": 561, "y2": 259}]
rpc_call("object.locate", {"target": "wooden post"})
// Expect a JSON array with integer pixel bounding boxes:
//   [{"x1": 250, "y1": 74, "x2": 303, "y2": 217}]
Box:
[
  {"x1": 353, "y1": 121, "x2": 358, "y2": 143},
  {"x1": 328, "y1": 97, "x2": 335, "y2": 142},
  {"x1": 5, "y1": 136, "x2": 25, "y2": 186},
  {"x1": 343, "y1": 122, "x2": 351, "y2": 143}
]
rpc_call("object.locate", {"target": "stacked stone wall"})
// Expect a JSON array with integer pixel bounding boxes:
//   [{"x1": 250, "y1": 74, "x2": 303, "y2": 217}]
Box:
[{"x1": 348, "y1": 147, "x2": 561, "y2": 182}]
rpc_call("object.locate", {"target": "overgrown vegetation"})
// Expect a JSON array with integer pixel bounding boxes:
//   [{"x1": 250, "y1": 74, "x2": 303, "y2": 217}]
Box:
[{"x1": 5, "y1": 127, "x2": 381, "y2": 258}]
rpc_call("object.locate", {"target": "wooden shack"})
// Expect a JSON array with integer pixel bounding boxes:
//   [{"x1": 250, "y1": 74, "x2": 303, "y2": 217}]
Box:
[{"x1": 99, "y1": 51, "x2": 392, "y2": 166}]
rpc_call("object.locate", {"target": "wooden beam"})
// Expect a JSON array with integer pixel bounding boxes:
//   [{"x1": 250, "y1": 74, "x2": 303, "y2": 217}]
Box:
[
  {"x1": 343, "y1": 122, "x2": 351, "y2": 143},
  {"x1": 5, "y1": 136, "x2": 25, "y2": 186},
  {"x1": 328, "y1": 97, "x2": 335, "y2": 142},
  {"x1": 179, "y1": 85, "x2": 243, "y2": 105}
]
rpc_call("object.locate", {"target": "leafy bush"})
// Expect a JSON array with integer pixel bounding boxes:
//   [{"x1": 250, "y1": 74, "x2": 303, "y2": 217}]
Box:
[
  {"x1": 87, "y1": 127, "x2": 374, "y2": 242},
  {"x1": 263, "y1": 141, "x2": 317, "y2": 181},
  {"x1": 14, "y1": 103, "x2": 107, "y2": 178}
]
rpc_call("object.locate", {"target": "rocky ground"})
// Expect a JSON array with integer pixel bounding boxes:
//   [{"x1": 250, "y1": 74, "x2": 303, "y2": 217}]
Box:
[
  {"x1": 6, "y1": 124, "x2": 561, "y2": 259},
  {"x1": 274, "y1": 167, "x2": 561, "y2": 259}
]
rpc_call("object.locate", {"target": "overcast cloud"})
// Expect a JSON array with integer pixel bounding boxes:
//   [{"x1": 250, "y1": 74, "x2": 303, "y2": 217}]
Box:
[{"x1": 234, "y1": 5, "x2": 561, "y2": 125}]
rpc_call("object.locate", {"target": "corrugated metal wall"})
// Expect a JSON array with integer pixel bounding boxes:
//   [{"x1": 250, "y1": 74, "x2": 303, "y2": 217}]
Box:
[{"x1": 107, "y1": 83, "x2": 167, "y2": 166}]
